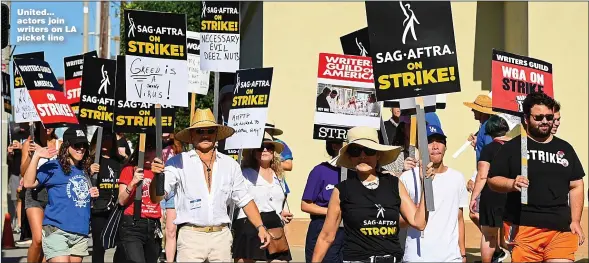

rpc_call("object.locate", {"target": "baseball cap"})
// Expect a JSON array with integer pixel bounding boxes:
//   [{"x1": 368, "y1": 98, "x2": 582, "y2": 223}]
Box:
[
  {"x1": 63, "y1": 127, "x2": 89, "y2": 145},
  {"x1": 426, "y1": 124, "x2": 446, "y2": 139},
  {"x1": 219, "y1": 84, "x2": 234, "y2": 101}
]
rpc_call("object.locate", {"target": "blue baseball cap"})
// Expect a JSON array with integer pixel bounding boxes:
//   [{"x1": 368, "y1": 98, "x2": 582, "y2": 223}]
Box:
[{"x1": 426, "y1": 124, "x2": 446, "y2": 140}]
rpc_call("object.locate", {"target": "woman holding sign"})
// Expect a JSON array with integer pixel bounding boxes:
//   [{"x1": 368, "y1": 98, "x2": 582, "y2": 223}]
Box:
[
  {"x1": 20, "y1": 122, "x2": 60, "y2": 263},
  {"x1": 232, "y1": 132, "x2": 293, "y2": 262},
  {"x1": 89, "y1": 130, "x2": 121, "y2": 263},
  {"x1": 22, "y1": 127, "x2": 100, "y2": 262},
  {"x1": 312, "y1": 127, "x2": 434, "y2": 263},
  {"x1": 114, "y1": 135, "x2": 163, "y2": 263}
]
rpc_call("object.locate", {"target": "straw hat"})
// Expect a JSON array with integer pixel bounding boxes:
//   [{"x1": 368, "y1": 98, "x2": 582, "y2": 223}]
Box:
[
  {"x1": 175, "y1": 108, "x2": 235, "y2": 143},
  {"x1": 463, "y1": 95, "x2": 497, "y2": 115},
  {"x1": 336, "y1": 127, "x2": 402, "y2": 169},
  {"x1": 243, "y1": 131, "x2": 285, "y2": 156},
  {"x1": 264, "y1": 120, "x2": 284, "y2": 136}
]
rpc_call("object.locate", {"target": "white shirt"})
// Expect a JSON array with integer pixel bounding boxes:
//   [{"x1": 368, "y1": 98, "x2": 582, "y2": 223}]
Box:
[
  {"x1": 163, "y1": 150, "x2": 253, "y2": 226},
  {"x1": 400, "y1": 167, "x2": 468, "y2": 262},
  {"x1": 237, "y1": 168, "x2": 286, "y2": 219}
]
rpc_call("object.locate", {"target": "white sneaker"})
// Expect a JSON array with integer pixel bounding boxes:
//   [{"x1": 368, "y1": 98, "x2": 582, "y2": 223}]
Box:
[{"x1": 15, "y1": 240, "x2": 32, "y2": 246}]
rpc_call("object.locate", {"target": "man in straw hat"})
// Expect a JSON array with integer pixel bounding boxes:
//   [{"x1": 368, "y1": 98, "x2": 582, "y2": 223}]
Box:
[
  {"x1": 399, "y1": 124, "x2": 468, "y2": 262},
  {"x1": 150, "y1": 108, "x2": 271, "y2": 262}
]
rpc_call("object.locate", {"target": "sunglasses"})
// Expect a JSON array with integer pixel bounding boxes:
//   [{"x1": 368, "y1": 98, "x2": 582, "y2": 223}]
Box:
[
  {"x1": 255, "y1": 144, "x2": 275, "y2": 152},
  {"x1": 530, "y1": 114, "x2": 554, "y2": 122},
  {"x1": 71, "y1": 142, "x2": 88, "y2": 150},
  {"x1": 195, "y1": 128, "x2": 217, "y2": 135},
  {"x1": 347, "y1": 146, "x2": 377, "y2": 157}
]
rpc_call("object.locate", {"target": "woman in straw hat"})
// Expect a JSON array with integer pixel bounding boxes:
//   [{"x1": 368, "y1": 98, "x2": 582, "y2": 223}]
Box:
[
  {"x1": 150, "y1": 108, "x2": 271, "y2": 262},
  {"x1": 312, "y1": 126, "x2": 434, "y2": 263},
  {"x1": 232, "y1": 132, "x2": 293, "y2": 262}
]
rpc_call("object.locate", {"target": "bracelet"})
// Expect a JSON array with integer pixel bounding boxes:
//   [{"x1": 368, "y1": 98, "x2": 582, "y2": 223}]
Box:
[
  {"x1": 461, "y1": 255, "x2": 467, "y2": 258},
  {"x1": 255, "y1": 224, "x2": 266, "y2": 231},
  {"x1": 125, "y1": 186, "x2": 131, "y2": 194}
]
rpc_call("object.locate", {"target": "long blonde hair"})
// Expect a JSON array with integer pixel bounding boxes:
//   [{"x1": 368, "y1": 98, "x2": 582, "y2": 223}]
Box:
[{"x1": 242, "y1": 150, "x2": 284, "y2": 179}]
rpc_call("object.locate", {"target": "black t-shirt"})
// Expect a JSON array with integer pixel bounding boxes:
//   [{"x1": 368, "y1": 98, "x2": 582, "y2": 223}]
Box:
[
  {"x1": 488, "y1": 135, "x2": 585, "y2": 231},
  {"x1": 92, "y1": 157, "x2": 121, "y2": 214},
  {"x1": 479, "y1": 141, "x2": 507, "y2": 206},
  {"x1": 8, "y1": 149, "x2": 22, "y2": 176},
  {"x1": 337, "y1": 173, "x2": 402, "y2": 261}
]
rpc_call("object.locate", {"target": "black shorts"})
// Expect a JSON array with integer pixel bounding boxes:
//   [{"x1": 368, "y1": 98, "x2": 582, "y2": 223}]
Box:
[
  {"x1": 24, "y1": 188, "x2": 48, "y2": 210},
  {"x1": 479, "y1": 200, "x2": 504, "y2": 228}
]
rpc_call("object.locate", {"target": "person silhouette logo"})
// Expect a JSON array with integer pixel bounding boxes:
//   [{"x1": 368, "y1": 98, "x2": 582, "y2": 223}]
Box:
[
  {"x1": 98, "y1": 65, "x2": 110, "y2": 95},
  {"x1": 399, "y1": 1, "x2": 420, "y2": 44},
  {"x1": 375, "y1": 204, "x2": 386, "y2": 219},
  {"x1": 356, "y1": 37, "x2": 368, "y2": 57},
  {"x1": 127, "y1": 13, "x2": 136, "y2": 38},
  {"x1": 234, "y1": 74, "x2": 241, "y2": 95},
  {"x1": 202, "y1": 1, "x2": 207, "y2": 18}
]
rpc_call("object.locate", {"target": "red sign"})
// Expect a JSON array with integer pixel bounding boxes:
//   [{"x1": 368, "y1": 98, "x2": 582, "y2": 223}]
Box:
[
  {"x1": 491, "y1": 49, "x2": 553, "y2": 115},
  {"x1": 28, "y1": 89, "x2": 79, "y2": 125},
  {"x1": 317, "y1": 53, "x2": 373, "y2": 84}
]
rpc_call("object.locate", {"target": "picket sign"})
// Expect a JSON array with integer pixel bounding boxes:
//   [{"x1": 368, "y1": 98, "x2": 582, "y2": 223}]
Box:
[{"x1": 134, "y1": 134, "x2": 146, "y2": 220}]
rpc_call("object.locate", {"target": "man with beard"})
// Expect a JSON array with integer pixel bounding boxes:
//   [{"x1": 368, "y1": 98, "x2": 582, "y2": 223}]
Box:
[
  {"x1": 552, "y1": 101, "x2": 561, "y2": 135},
  {"x1": 488, "y1": 92, "x2": 585, "y2": 262},
  {"x1": 399, "y1": 124, "x2": 468, "y2": 262}
]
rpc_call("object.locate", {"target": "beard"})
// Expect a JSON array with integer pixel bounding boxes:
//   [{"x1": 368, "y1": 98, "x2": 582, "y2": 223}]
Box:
[{"x1": 528, "y1": 123, "x2": 553, "y2": 138}]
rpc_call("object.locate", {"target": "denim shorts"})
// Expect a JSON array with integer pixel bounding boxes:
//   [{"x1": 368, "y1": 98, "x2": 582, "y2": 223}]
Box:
[{"x1": 42, "y1": 225, "x2": 89, "y2": 260}]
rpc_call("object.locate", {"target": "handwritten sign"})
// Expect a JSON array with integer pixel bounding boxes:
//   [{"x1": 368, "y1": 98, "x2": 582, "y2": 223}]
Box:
[
  {"x1": 225, "y1": 67, "x2": 273, "y2": 150},
  {"x1": 114, "y1": 56, "x2": 176, "y2": 133},
  {"x1": 187, "y1": 31, "x2": 210, "y2": 95},
  {"x1": 14, "y1": 58, "x2": 79, "y2": 128},
  {"x1": 13, "y1": 52, "x2": 44, "y2": 123},
  {"x1": 200, "y1": 1, "x2": 240, "y2": 73},
  {"x1": 124, "y1": 9, "x2": 188, "y2": 107},
  {"x1": 78, "y1": 57, "x2": 116, "y2": 127}
]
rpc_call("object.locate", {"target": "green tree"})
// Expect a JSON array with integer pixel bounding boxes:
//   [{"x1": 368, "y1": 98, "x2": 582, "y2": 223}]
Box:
[{"x1": 119, "y1": 1, "x2": 214, "y2": 143}]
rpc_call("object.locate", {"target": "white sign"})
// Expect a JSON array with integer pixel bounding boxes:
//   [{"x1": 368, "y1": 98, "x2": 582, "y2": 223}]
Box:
[
  {"x1": 225, "y1": 108, "x2": 267, "y2": 150},
  {"x1": 13, "y1": 87, "x2": 40, "y2": 123},
  {"x1": 200, "y1": 33, "x2": 240, "y2": 73},
  {"x1": 125, "y1": 55, "x2": 188, "y2": 107},
  {"x1": 187, "y1": 31, "x2": 210, "y2": 95}
]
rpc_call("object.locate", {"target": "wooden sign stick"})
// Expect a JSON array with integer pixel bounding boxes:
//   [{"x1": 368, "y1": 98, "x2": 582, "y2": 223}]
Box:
[
  {"x1": 134, "y1": 133, "x2": 146, "y2": 220},
  {"x1": 155, "y1": 104, "x2": 165, "y2": 196},
  {"x1": 416, "y1": 105, "x2": 435, "y2": 212},
  {"x1": 190, "y1": 93, "x2": 197, "y2": 121}
]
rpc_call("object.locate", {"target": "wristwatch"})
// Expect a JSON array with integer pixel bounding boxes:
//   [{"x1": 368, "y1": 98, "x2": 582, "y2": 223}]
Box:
[{"x1": 255, "y1": 224, "x2": 267, "y2": 231}]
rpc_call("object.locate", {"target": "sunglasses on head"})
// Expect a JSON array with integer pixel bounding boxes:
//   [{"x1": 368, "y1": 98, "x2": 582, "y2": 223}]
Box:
[
  {"x1": 530, "y1": 114, "x2": 554, "y2": 122},
  {"x1": 255, "y1": 143, "x2": 275, "y2": 152},
  {"x1": 71, "y1": 142, "x2": 88, "y2": 150},
  {"x1": 347, "y1": 145, "x2": 377, "y2": 157},
  {"x1": 195, "y1": 128, "x2": 217, "y2": 135}
]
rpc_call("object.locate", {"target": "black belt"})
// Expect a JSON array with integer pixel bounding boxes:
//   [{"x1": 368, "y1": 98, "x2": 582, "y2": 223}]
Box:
[{"x1": 345, "y1": 255, "x2": 398, "y2": 263}]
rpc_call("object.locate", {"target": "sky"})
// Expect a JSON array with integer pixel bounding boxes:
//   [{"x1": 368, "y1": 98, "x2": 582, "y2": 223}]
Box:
[
  {"x1": 8, "y1": 1, "x2": 121, "y2": 137},
  {"x1": 9, "y1": 1, "x2": 121, "y2": 77}
]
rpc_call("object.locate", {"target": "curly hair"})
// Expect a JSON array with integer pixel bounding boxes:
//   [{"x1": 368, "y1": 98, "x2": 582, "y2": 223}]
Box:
[
  {"x1": 241, "y1": 149, "x2": 284, "y2": 179},
  {"x1": 58, "y1": 140, "x2": 93, "y2": 175},
  {"x1": 522, "y1": 92, "x2": 556, "y2": 118}
]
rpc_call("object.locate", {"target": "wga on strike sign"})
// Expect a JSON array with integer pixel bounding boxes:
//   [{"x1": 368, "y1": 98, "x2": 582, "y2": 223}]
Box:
[
  {"x1": 14, "y1": 59, "x2": 78, "y2": 128},
  {"x1": 491, "y1": 49, "x2": 553, "y2": 115},
  {"x1": 63, "y1": 51, "x2": 97, "y2": 111}
]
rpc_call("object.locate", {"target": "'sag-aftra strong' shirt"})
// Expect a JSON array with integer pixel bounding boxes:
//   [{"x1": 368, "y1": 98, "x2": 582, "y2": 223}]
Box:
[
  {"x1": 337, "y1": 173, "x2": 402, "y2": 261},
  {"x1": 489, "y1": 135, "x2": 585, "y2": 231}
]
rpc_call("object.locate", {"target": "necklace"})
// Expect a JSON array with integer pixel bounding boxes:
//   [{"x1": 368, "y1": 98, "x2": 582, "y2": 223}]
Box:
[{"x1": 199, "y1": 149, "x2": 215, "y2": 188}]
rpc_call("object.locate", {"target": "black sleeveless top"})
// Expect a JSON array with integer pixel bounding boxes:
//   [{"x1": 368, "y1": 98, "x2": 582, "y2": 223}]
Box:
[{"x1": 336, "y1": 172, "x2": 402, "y2": 261}]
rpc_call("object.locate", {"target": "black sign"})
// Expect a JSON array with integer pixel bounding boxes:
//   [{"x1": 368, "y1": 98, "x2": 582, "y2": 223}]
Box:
[
  {"x1": 340, "y1": 27, "x2": 371, "y2": 57},
  {"x1": 113, "y1": 56, "x2": 175, "y2": 133},
  {"x1": 232, "y1": 67, "x2": 273, "y2": 110},
  {"x1": 313, "y1": 124, "x2": 350, "y2": 141},
  {"x1": 124, "y1": 9, "x2": 187, "y2": 60},
  {"x1": 2, "y1": 72, "x2": 10, "y2": 114},
  {"x1": 78, "y1": 57, "x2": 116, "y2": 127},
  {"x1": 14, "y1": 52, "x2": 44, "y2": 90},
  {"x1": 187, "y1": 37, "x2": 200, "y2": 56},
  {"x1": 64, "y1": 51, "x2": 98, "y2": 109},
  {"x1": 366, "y1": 1, "x2": 460, "y2": 101},
  {"x1": 201, "y1": 1, "x2": 240, "y2": 34}
]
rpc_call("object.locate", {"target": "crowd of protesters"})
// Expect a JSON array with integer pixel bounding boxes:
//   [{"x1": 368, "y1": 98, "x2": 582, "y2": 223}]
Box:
[{"x1": 5, "y1": 91, "x2": 585, "y2": 263}]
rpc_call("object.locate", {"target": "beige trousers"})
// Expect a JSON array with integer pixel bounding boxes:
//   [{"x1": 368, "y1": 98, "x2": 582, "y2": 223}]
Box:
[{"x1": 176, "y1": 227, "x2": 233, "y2": 262}]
